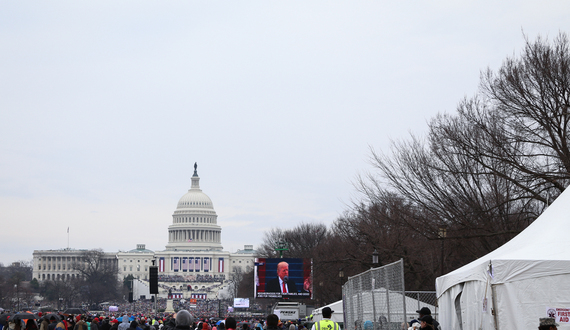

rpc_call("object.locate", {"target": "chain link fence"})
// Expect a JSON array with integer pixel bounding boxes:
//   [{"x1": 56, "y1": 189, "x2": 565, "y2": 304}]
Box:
[{"x1": 342, "y1": 259, "x2": 437, "y2": 330}]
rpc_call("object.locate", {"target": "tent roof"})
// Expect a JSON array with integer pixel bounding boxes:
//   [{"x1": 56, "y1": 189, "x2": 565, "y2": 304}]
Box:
[
  {"x1": 313, "y1": 300, "x2": 343, "y2": 315},
  {"x1": 436, "y1": 187, "x2": 570, "y2": 297},
  {"x1": 312, "y1": 300, "x2": 344, "y2": 323}
]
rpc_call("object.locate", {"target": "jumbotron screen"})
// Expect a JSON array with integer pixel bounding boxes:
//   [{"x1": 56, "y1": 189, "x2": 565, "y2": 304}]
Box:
[
  {"x1": 234, "y1": 298, "x2": 250, "y2": 308},
  {"x1": 254, "y1": 258, "x2": 313, "y2": 299}
]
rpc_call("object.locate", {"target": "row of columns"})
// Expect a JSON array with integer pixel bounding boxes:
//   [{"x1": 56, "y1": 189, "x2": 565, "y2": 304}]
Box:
[
  {"x1": 170, "y1": 229, "x2": 221, "y2": 243},
  {"x1": 175, "y1": 216, "x2": 215, "y2": 224}
]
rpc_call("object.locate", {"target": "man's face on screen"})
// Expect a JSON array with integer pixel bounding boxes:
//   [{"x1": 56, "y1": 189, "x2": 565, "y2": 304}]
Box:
[{"x1": 277, "y1": 262, "x2": 289, "y2": 280}]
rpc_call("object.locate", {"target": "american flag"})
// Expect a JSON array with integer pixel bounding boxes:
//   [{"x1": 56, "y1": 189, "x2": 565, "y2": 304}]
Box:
[
  {"x1": 204, "y1": 258, "x2": 209, "y2": 272},
  {"x1": 173, "y1": 257, "x2": 179, "y2": 272},
  {"x1": 159, "y1": 257, "x2": 165, "y2": 272}
]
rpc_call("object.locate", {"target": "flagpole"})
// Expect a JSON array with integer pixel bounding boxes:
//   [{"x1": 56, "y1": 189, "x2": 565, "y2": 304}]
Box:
[{"x1": 67, "y1": 227, "x2": 70, "y2": 249}]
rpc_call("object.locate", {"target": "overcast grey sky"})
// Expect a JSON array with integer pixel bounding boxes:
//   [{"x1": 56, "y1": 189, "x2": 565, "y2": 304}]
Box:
[{"x1": 1, "y1": 1, "x2": 569, "y2": 265}]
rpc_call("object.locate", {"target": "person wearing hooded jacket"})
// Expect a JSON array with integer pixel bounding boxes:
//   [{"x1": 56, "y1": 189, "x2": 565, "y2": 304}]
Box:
[{"x1": 118, "y1": 317, "x2": 130, "y2": 330}]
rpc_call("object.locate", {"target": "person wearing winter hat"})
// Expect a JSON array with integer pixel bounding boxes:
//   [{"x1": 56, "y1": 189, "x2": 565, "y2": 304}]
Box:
[
  {"x1": 174, "y1": 311, "x2": 193, "y2": 330},
  {"x1": 91, "y1": 319, "x2": 100, "y2": 330},
  {"x1": 538, "y1": 317, "x2": 558, "y2": 330},
  {"x1": 417, "y1": 316, "x2": 433, "y2": 330},
  {"x1": 311, "y1": 308, "x2": 338, "y2": 330},
  {"x1": 416, "y1": 308, "x2": 439, "y2": 330}
]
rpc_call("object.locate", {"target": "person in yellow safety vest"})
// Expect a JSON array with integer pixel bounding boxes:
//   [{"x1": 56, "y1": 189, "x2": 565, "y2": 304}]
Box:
[{"x1": 311, "y1": 307, "x2": 339, "y2": 330}]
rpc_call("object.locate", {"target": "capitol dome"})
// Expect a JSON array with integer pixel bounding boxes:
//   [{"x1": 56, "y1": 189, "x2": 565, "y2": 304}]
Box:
[
  {"x1": 165, "y1": 164, "x2": 223, "y2": 251},
  {"x1": 176, "y1": 188, "x2": 214, "y2": 210}
]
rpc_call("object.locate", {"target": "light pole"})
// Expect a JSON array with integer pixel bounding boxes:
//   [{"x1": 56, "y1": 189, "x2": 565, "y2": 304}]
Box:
[
  {"x1": 319, "y1": 281, "x2": 324, "y2": 306},
  {"x1": 439, "y1": 226, "x2": 448, "y2": 275},
  {"x1": 372, "y1": 249, "x2": 379, "y2": 267},
  {"x1": 14, "y1": 284, "x2": 20, "y2": 311},
  {"x1": 274, "y1": 241, "x2": 289, "y2": 258}
]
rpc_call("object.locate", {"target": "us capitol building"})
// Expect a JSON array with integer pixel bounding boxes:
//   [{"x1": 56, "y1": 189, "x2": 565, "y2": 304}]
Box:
[{"x1": 32, "y1": 165, "x2": 256, "y2": 299}]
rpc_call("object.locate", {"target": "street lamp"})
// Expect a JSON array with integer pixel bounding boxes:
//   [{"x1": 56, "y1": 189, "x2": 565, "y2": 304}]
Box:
[
  {"x1": 274, "y1": 241, "x2": 289, "y2": 258},
  {"x1": 372, "y1": 249, "x2": 379, "y2": 267},
  {"x1": 318, "y1": 281, "x2": 324, "y2": 305},
  {"x1": 439, "y1": 225, "x2": 448, "y2": 275},
  {"x1": 14, "y1": 284, "x2": 19, "y2": 311}
]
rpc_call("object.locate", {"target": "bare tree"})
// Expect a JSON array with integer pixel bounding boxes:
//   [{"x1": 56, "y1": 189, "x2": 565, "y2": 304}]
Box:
[
  {"x1": 72, "y1": 249, "x2": 120, "y2": 304},
  {"x1": 257, "y1": 222, "x2": 329, "y2": 259},
  {"x1": 352, "y1": 33, "x2": 570, "y2": 290},
  {"x1": 229, "y1": 266, "x2": 246, "y2": 299}
]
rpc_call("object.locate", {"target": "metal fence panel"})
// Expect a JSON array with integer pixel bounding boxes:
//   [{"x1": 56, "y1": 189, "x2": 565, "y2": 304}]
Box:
[{"x1": 342, "y1": 259, "x2": 437, "y2": 330}]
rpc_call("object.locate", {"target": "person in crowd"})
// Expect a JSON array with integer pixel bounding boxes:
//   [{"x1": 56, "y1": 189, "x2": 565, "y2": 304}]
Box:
[
  {"x1": 287, "y1": 322, "x2": 295, "y2": 330},
  {"x1": 25, "y1": 321, "x2": 38, "y2": 330},
  {"x1": 224, "y1": 319, "x2": 236, "y2": 330},
  {"x1": 7, "y1": 319, "x2": 20, "y2": 330},
  {"x1": 99, "y1": 318, "x2": 110, "y2": 330},
  {"x1": 310, "y1": 308, "x2": 338, "y2": 330},
  {"x1": 173, "y1": 311, "x2": 193, "y2": 330},
  {"x1": 118, "y1": 316, "x2": 130, "y2": 330},
  {"x1": 128, "y1": 321, "x2": 141, "y2": 330},
  {"x1": 54, "y1": 317, "x2": 66, "y2": 330},
  {"x1": 416, "y1": 308, "x2": 439, "y2": 330},
  {"x1": 39, "y1": 316, "x2": 50, "y2": 330},
  {"x1": 91, "y1": 318, "x2": 100, "y2": 330},
  {"x1": 162, "y1": 314, "x2": 176, "y2": 330},
  {"x1": 407, "y1": 320, "x2": 420, "y2": 330},
  {"x1": 109, "y1": 320, "x2": 119, "y2": 330},
  {"x1": 48, "y1": 316, "x2": 58, "y2": 330},
  {"x1": 538, "y1": 317, "x2": 558, "y2": 330},
  {"x1": 264, "y1": 315, "x2": 279, "y2": 330},
  {"x1": 74, "y1": 316, "x2": 87, "y2": 330},
  {"x1": 138, "y1": 319, "x2": 149, "y2": 330},
  {"x1": 417, "y1": 316, "x2": 433, "y2": 330}
]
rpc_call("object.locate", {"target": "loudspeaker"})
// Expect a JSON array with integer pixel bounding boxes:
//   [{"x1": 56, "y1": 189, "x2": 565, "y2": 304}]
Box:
[
  {"x1": 128, "y1": 292, "x2": 133, "y2": 303},
  {"x1": 149, "y1": 266, "x2": 158, "y2": 294}
]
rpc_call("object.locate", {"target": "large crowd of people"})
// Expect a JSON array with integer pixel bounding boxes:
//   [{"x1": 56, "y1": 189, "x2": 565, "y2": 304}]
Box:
[{"x1": 0, "y1": 310, "x2": 310, "y2": 330}]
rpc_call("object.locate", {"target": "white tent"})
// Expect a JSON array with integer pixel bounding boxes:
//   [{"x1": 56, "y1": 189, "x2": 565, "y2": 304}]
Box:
[
  {"x1": 436, "y1": 188, "x2": 570, "y2": 330},
  {"x1": 133, "y1": 278, "x2": 151, "y2": 300}
]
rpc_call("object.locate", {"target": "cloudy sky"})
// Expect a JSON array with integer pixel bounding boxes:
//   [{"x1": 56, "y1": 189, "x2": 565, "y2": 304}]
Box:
[{"x1": 1, "y1": 1, "x2": 569, "y2": 265}]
